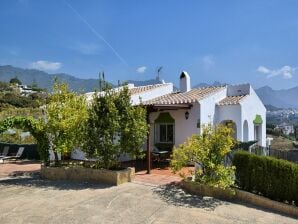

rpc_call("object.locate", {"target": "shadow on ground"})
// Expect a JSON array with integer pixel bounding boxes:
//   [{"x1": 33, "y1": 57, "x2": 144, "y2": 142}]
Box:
[
  {"x1": 153, "y1": 183, "x2": 298, "y2": 220},
  {"x1": 0, "y1": 176, "x2": 113, "y2": 190},
  {"x1": 153, "y1": 183, "x2": 228, "y2": 211}
]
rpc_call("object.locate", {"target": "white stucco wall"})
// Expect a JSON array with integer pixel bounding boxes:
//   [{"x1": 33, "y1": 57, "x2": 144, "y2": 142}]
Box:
[
  {"x1": 149, "y1": 103, "x2": 200, "y2": 149},
  {"x1": 216, "y1": 105, "x2": 243, "y2": 141},
  {"x1": 198, "y1": 88, "x2": 227, "y2": 131},
  {"x1": 131, "y1": 83, "x2": 174, "y2": 105},
  {"x1": 240, "y1": 87, "x2": 266, "y2": 146},
  {"x1": 216, "y1": 87, "x2": 266, "y2": 146},
  {"x1": 213, "y1": 85, "x2": 266, "y2": 146}
]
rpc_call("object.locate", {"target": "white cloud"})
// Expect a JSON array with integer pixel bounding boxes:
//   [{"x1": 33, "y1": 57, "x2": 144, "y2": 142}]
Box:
[
  {"x1": 257, "y1": 65, "x2": 296, "y2": 79},
  {"x1": 256, "y1": 66, "x2": 270, "y2": 74},
  {"x1": 202, "y1": 55, "x2": 215, "y2": 70},
  {"x1": 136, "y1": 66, "x2": 147, "y2": 74},
  {"x1": 30, "y1": 60, "x2": 62, "y2": 72}
]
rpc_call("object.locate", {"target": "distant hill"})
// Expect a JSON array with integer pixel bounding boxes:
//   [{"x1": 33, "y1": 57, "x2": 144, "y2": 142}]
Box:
[
  {"x1": 126, "y1": 79, "x2": 162, "y2": 86},
  {"x1": 264, "y1": 104, "x2": 282, "y2": 111},
  {"x1": 255, "y1": 86, "x2": 298, "y2": 109},
  {"x1": 0, "y1": 65, "x2": 102, "y2": 92},
  {"x1": 0, "y1": 65, "x2": 165, "y2": 92},
  {"x1": 1, "y1": 65, "x2": 298, "y2": 108},
  {"x1": 126, "y1": 78, "x2": 180, "y2": 91},
  {"x1": 193, "y1": 81, "x2": 224, "y2": 88}
]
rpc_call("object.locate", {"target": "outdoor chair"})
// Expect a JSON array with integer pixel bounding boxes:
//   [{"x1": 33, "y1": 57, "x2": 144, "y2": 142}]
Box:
[
  {"x1": 151, "y1": 147, "x2": 169, "y2": 162},
  {"x1": 0, "y1": 146, "x2": 9, "y2": 158},
  {"x1": 0, "y1": 147, "x2": 25, "y2": 164}
]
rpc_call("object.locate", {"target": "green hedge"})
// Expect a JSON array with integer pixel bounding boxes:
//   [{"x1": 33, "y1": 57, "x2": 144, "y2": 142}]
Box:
[{"x1": 233, "y1": 151, "x2": 298, "y2": 205}]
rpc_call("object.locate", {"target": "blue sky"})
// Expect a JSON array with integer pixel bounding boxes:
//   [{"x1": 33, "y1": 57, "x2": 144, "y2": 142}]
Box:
[{"x1": 1, "y1": 0, "x2": 298, "y2": 89}]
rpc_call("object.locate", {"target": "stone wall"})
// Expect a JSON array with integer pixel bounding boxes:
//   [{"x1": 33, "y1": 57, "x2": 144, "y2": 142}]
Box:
[
  {"x1": 182, "y1": 180, "x2": 298, "y2": 218},
  {"x1": 41, "y1": 166, "x2": 135, "y2": 185}
]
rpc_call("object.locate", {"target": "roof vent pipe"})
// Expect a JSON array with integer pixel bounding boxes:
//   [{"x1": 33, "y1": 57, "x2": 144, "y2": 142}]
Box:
[{"x1": 180, "y1": 71, "x2": 191, "y2": 92}]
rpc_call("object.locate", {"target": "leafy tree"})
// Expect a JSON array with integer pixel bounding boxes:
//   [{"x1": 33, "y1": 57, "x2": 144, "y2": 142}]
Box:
[
  {"x1": 9, "y1": 76, "x2": 22, "y2": 85},
  {"x1": 115, "y1": 87, "x2": 148, "y2": 159},
  {"x1": 171, "y1": 124, "x2": 235, "y2": 189},
  {"x1": 82, "y1": 85, "x2": 148, "y2": 169},
  {"x1": 83, "y1": 87, "x2": 121, "y2": 169},
  {"x1": 0, "y1": 116, "x2": 49, "y2": 164},
  {"x1": 0, "y1": 107, "x2": 43, "y2": 120},
  {"x1": 45, "y1": 79, "x2": 88, "y2": 164},
  {"x1": 0, "y1": 80, "x2": 87, "y2": 165},
  {"x1": 0, "y1": 128, "x2": 37, "y2": 144}
]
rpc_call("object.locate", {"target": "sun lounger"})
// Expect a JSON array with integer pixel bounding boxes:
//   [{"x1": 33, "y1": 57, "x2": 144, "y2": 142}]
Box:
[
  {"x1": 0, "y1": 147, "x2": 25, "y2": 163},
  {"x1": 0, "y1": 146, "x2": 9, "y2": 158}
]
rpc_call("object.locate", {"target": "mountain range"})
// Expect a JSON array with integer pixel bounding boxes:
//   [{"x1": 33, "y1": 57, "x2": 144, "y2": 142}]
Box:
[
  {"x1": 0, "y1": 65, "x2": 101, "y2": 92},
  {"x1": 0, "y1": 65, "x2": 297, "y2": 108},
  {"x1": 254, "y1": 86, "x2": 298, "y2": 109}
]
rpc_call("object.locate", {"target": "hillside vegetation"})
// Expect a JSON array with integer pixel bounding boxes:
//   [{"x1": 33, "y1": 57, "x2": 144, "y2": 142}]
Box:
[
  {"x1": 269, "y1": 135, "x2": 295, "y2": 150},
  {"x1": 0, "y1": 81, "x2": 46, "y2": 111},
  {"x1": 0, "y1": 79, "x2": 45, "y2": 144}
]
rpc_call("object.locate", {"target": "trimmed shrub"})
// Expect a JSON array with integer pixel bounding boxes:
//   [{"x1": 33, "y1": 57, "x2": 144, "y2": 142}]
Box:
[{"x1": 233, "y1": 151, "x2": 298, "y2": 205}]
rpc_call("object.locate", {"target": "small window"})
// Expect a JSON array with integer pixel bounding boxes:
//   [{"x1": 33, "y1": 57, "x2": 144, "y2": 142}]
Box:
[
  {"x1": 197, "y1": 119, "x2": 201, "y2": 128},
  {"x1": 155, "y1": 123, "x2": 174, "y2": 143}
]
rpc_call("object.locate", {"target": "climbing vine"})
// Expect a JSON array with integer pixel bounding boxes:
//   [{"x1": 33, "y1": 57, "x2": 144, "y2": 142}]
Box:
[{"x1": 0, "y1": 116, "x2": 50, "y2": 164}]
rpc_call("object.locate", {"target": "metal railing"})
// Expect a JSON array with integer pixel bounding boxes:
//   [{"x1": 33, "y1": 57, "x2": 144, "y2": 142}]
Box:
[{"x1": 249, "y1": 143, "x2": 269, "y2": 156}]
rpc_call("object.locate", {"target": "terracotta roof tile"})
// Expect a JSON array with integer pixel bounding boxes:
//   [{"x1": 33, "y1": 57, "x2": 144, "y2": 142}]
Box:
[
  {"x1": 217, "y1": 95, "x2": 247, "y2": 106},
  {"x1": 143, "y1": 86, "x2": 226, "y2": 105},
  {"x1": 129, "y1": 84, "x2": 171, "y2": 95}
]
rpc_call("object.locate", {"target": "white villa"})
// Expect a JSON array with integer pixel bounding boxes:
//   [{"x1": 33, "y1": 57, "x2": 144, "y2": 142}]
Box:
[
  {"x1": 143, "y1": 72, "x2": 266, "y2": 149},
  {"x1": 275, "y1": 122, "x2": 294, "y2": 135},
  {"x1": 71, "y1": 71, "x2": 266, "y2": 160}
]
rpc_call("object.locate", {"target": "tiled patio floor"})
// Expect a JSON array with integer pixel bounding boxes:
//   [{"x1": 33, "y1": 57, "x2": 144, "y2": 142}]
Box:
[
  {"x1": 134, "y1": 166, "x2": 194, "y2": 186},
  {"x1": 134, "y1": 170, "x2": 181, "y2": 186},
  {"x1": 0, "y1": 160, "x2": 193, "y2": 186},
  {"x1": 0, "y1": 161, "x2": 41, "y2": 177}
]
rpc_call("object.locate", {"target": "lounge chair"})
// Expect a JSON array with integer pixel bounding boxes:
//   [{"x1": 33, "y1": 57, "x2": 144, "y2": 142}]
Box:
[
  {"x1": 0, "y1": 147, "x2": 25, "y2": 164},
  {"x1": 0, "y1": 146, "x2": 9, "y2": 158}
]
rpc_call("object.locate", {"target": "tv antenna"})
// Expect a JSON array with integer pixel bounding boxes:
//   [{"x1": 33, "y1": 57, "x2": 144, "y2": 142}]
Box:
[{"x1": 99, "y1": 71, "x2": 105, "y2": 91}]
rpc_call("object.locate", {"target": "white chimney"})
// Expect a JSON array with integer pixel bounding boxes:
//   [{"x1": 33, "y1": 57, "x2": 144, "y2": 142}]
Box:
[{"x1": 180, "y1": 71, "x2": 191, "y2": 92}]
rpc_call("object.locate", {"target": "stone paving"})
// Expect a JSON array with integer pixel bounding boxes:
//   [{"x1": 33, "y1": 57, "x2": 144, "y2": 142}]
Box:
[
  {"x1": 0, "y1": 176, "x2": 297, "y2": 224},
  {"x1": 0, "y1": 161, "x2": 41, "y2": 177},
  {"x1": 0, "y1": 161, "x2": 189, "y2": 185},
  {"x1": 0, "y1": 162, "x2": 297, "y2": 223}
]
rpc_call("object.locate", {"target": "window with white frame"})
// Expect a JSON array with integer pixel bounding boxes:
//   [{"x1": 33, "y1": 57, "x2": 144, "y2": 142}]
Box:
[{"x1": 155, "y1": 123, "x2": 174, "y2": 143}]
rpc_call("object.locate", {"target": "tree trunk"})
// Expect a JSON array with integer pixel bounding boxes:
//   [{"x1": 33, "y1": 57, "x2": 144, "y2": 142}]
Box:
[{"x1": 54, "y1": 151, "x2": 59, "y2": 166}]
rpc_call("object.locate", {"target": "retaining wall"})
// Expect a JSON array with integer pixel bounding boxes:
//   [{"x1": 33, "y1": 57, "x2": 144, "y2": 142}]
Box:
[{"x1": 41, "y1": 166, "x2": 135, "y2": 185}]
